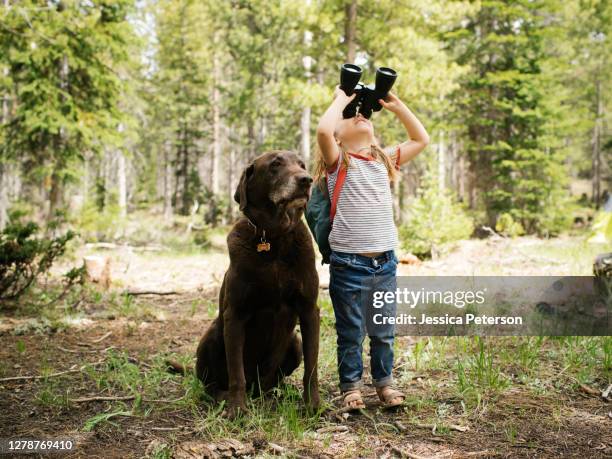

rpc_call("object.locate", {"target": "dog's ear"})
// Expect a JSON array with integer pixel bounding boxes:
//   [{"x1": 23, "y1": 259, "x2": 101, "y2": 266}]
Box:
[{"x1": 234, "y1": 162, "x2": 255, "y2": 213}]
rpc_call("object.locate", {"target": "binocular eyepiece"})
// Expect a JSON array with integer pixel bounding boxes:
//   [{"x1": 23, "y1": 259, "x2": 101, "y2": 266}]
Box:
[{"x1": 339, "y1": 63, "x2": 397, "y2": 119}]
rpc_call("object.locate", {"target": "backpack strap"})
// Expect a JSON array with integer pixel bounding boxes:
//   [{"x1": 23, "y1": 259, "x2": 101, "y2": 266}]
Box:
[{"x1": 329, "y1": 163, "x2": 347, "y2": 222}]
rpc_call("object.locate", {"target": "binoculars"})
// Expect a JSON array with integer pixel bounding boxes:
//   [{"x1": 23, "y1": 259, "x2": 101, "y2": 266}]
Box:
[{"x1": 339, "y1": 63, "x2": 397, "y2": 119}]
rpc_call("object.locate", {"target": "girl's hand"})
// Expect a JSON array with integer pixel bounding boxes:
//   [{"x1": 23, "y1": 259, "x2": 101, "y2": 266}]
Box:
[
  {"x1": 334, "y1": 85, "x2": 356, "y2": 102},
  {"x1": 378, "y1": 91, "x2": 406, "y2": 114}
]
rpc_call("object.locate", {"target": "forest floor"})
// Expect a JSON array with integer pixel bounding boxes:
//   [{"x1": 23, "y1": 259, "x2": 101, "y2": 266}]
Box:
[{"x1": 0, "y1": 231, "x2": 611, "y2": 458}]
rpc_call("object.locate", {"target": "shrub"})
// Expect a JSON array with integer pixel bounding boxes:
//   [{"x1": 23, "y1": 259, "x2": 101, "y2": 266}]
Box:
[
  {"x1": 495, "y1": 213, "x2": 525, "y2": 238},
  {"x1": 588, "y1": 211, "x2": 612, "y2": 244},
  {"x1": 0, "y1": 221, "x2": 82, "y2": 303},
  {"x1": 399, "y1": 171, "x2": 474, "y2": 258},
  {"x1": 75, "y1": 192, "x2": 125, "y2": 242}
]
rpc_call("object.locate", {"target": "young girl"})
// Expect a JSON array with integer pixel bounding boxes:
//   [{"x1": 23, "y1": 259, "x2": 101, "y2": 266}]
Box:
[{"x1": 315, "y1": 85, "x2": 429, "y2": 410}]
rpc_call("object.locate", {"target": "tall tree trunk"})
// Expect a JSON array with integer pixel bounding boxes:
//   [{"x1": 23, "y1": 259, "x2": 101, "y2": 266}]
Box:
[
  {"x1": 247, "y1": 121, "x2": 256, "y2": 161},
  {"x1": 163, "y1": 140, "x2": 173, "y2": 221},
  {"x1": 48, "y1": 158, "x2": 64, "y2": 219},
  {"x1": 592, "y1": 77, "x2": 602, "y2": 208},
  {"x1": 438, "y1": 129, "x2": 445, "y2": 191},
  {"x1": 0, "y1": 164, "x2": 8, "y2": 231},
  {"x1": 227, "y1": 147, "x2": 235, "y2": 223},
  {"x1": 117, "y1": 150, "x2": 127, "y2": 218},
  {"x1": 211, "y1": 32, "x2": 221, "y2": 195},
  {"x1": 301, "y1": 107, "x2": 311, "y2": 165},
  {"x1": 181, "y1": 134, "x2": 190, "y2": 214},
  {"x1": 49, "y1": 52, "x2": 69, "y2": 220},
  {"x1": 345, "y1": 0, "x2": 357, "y2": 63},
  {"x1": 0, "y1": 63, "x2": 9, "y2": 230},
  {"x1": 458, "y1": 153, "x2": 465, "y2": 203}
]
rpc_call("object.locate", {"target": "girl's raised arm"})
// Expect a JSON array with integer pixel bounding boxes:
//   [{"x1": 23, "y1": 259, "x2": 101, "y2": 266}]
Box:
[
  {"x1": 316, "y1": 88, "x2": 355, "y2": 168},
  {"x1": 380, "y1": 93, "x2": 430, "y2": 167}
]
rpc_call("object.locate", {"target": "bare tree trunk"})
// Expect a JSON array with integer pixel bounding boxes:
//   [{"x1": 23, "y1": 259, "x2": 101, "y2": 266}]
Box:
[
  {"x1": 211, "y1": 32, "x2": 221, "y2": 195},
  {"x1": 0, "y1": 164, "x2": 8, "y2": 230},
  {"x1": 117, "y1": 150, "x2": 127, "y2": 218},
  {"x1": 48, "y1": 162, "x2": 63, "y2": 219},
  {"x1": 458, "y1": 153, "x2": 465, "y2": 203},
  {"x1": 163, "y1": 141, "x2": 173, "y2": 221},
  {"x1": 227, "y1": 147, "x2": 235, "y2": 222},
  {"x1": 0, "y1": 64, "x2": 9, "y2": 230},
  {"x1": 49, "y1": 53, "x2": 69, "y2": 220},
  {"x1": 301, "y1": 106, "x2": 311, "y2": 165},
  {"x1": 247, "y1": 121, "x2": 256, "y2": 161},
  {"x1": 438, "y1": 129, "x2": 445, "y2": 191},
  {"x1": 592, "y1": 77, "x2": 602, "y2": 208},
  {"x1": 345, "y1": 0, "x2": 357, "y2": 63}
]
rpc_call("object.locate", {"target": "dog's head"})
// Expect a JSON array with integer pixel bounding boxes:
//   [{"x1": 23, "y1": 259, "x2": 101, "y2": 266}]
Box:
[{"x1": 234, "y1": 150, "x2": 313, "y2": 232}]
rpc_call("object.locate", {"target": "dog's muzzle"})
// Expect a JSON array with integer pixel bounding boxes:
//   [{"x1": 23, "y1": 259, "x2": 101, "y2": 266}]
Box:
[{"x1": 270, "y1": 174, "x2": 313, "y2": 208}]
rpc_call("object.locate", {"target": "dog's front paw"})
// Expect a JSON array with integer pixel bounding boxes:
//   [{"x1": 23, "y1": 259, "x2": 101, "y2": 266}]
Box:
[
  {"x1": 303, "y1": 389, "x2": 320, "y2": 413},
  {"x1": 222, "y1": 401, "x2": 249, "y2": 420}
]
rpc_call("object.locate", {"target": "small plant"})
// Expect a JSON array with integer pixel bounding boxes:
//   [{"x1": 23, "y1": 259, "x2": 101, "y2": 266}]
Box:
[{"x1": 495, "y1": 213, "x2": 525, "y2": 237}]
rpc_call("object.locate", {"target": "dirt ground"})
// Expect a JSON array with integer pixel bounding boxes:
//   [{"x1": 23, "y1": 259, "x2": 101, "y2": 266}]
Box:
[{"x1": 0, "y1": 234, "x2": 610, "y2": 458}]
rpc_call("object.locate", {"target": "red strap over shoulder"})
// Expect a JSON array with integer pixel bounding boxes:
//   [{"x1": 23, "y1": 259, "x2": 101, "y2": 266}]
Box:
[{"x1": 329, "y1": 164, "x2": 347, "y2": 222}]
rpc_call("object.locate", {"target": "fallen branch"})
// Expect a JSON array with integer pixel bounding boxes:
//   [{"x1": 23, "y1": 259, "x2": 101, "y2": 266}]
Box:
[
  {"x1": 268, "y1": 442, "x2": 285, "y2": 454},
  {"x1": 57, "y1": 346, "x2": 115, "y2": 354},
  {"x1": 90, "y1": 331, "x2": 113, "y2": 344},
  {"x1": 123, "y1": 290, "x2": 179, "y2": 296},
  {"x1": 69, "y1": 395, "x2": 136, "y2": 403},
  {"x1": 578, "y1": 383, "x2": 600, "y2": 396},
  {"x1": 0, "y1": 360, "x2": 106, "y2": 383},
  {"x1": 316, "y1": 425, "x2": 349, "y2": 434},
  {"x1": 394, "y1": 420, "x2": 407, "y2": 431},
  {"x1": 413, "y1": 422, "x2": 469, "y2": 433}
]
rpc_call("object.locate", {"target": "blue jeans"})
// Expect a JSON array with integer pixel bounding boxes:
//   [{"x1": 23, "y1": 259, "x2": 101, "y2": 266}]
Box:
[{"x1": 329, "y1": 249, "x2": 398, "y2": 391}]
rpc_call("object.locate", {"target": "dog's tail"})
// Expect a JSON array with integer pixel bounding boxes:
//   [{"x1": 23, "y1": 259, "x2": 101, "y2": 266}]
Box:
[{"x1": 165, "y1": 359, "x2": 193, "y2": 376}]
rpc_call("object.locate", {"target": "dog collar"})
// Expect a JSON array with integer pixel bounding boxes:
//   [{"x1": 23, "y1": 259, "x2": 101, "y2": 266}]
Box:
[{"x1": 246, "y1": 217, "x2": 271, "y2": 252}]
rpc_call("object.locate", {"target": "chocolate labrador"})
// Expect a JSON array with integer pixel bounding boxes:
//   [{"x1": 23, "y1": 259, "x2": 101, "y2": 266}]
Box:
[{"x1": 195, "y1": 150, "x2": 320, "y2": 418}]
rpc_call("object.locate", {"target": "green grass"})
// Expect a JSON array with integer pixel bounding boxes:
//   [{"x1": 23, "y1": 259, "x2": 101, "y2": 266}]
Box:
[
  {"x1": 13, "y1": 233, "x2": 612, "y2": 455},
  {"x1": 525, "y1": 238, "x2": 610, "y2": 274}
]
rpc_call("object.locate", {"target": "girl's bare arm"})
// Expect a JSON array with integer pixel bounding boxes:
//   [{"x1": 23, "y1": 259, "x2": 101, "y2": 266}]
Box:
[
  {"x1": 316, "y1": 89, "x2": 355, "y2": 167},
  {"x1": 380, "y1": 93, "x2": 430, "y2": 166}
]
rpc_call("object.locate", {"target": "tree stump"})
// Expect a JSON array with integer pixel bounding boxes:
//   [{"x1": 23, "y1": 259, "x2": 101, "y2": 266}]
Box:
[{"x1": 83, "y1": 256, "x2": 111, "y2": 290}]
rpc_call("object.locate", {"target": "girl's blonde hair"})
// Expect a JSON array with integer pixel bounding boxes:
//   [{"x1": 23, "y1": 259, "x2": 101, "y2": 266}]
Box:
[{"x1": 312, "y1": 139, "x2": 399, "y2": 189}]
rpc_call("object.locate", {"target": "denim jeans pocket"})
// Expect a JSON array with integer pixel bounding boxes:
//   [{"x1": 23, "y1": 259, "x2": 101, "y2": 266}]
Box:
[{"x1": 330, "y1": 251, "x2": 351, "y2": 270}]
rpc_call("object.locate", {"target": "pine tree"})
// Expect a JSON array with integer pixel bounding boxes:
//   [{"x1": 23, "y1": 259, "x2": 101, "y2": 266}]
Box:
[
  {"x1": 0, "y1": 1, "x2": 135, "y2": 219},
  {"x1": 443, "y1": 0, "x2": 571, "y2": 234}
]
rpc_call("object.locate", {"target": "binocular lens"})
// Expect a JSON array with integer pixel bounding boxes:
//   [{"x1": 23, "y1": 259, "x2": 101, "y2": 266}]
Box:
[
  {"x1": 375, "y1": 67, "x2": 397, "y2": 95},
  {"x1": 340, "y1": 63, "x2": 362, "y2": 96},
  {"x1": 377, "y1": 67, "x2": 396, "y2": 77}
]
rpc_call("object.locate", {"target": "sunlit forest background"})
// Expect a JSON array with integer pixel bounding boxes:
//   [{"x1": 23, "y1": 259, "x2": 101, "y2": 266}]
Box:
[{"x1": 0, "y1": 0, "x2": 610, "y2": 251}]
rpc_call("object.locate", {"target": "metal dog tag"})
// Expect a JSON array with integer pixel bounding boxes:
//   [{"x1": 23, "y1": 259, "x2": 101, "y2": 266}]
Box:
[{"x1": 257, "y1": 230, "x2": 270, "y2": 252}]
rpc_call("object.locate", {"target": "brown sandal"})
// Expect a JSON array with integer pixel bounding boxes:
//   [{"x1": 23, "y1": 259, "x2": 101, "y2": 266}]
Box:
[
  {"x1": 376, "y1": 386, "x2": 405, "y2": 409},
  {"x1": 342, "y1": 389, "x2": 366, "y2": 411}
]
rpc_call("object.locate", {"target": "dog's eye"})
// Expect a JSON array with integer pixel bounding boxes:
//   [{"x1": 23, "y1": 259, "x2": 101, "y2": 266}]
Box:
[
  {"x1": 298, "y1": 161, "x2": 306, "y2": 169},
  {"x1": 270, "y1": 158, "x2": 282, "y2": 169}
]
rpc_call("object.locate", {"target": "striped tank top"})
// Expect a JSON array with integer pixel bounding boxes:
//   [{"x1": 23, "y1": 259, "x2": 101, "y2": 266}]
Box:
[{"x1": 326, "y1": 147, "x2": 400, "y2": 253}]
